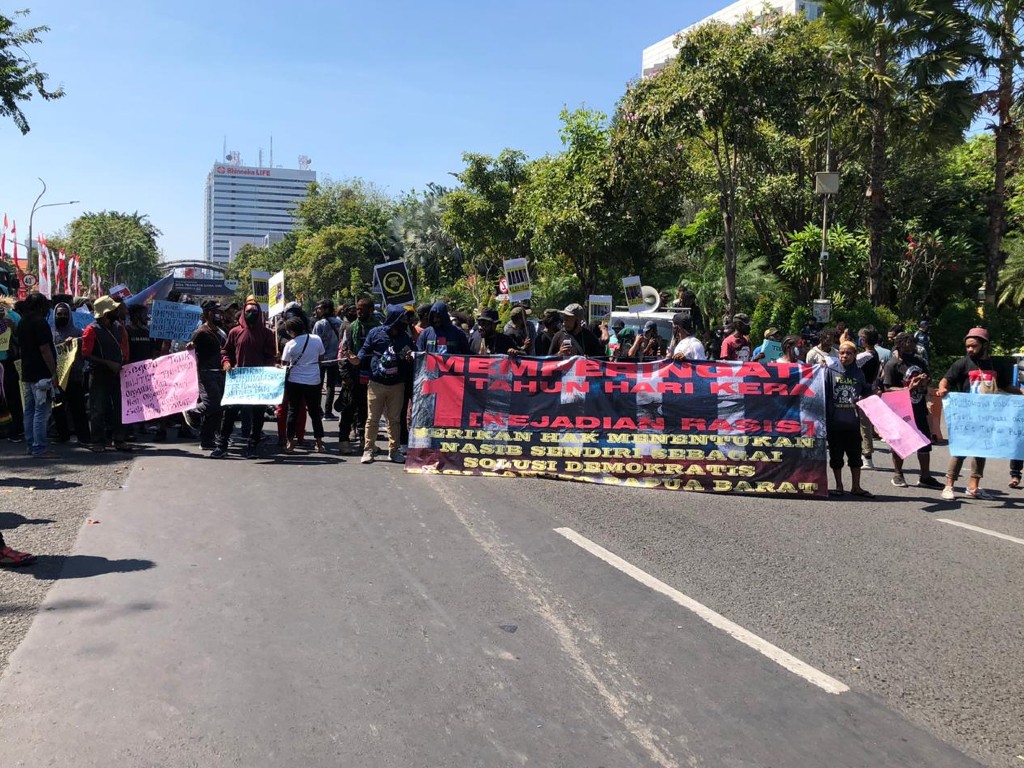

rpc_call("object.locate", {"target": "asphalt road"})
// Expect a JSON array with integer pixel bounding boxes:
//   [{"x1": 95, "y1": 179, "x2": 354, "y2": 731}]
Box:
[{"x1": 0, "y1": 438, "x2": 1021, "y2": 767}]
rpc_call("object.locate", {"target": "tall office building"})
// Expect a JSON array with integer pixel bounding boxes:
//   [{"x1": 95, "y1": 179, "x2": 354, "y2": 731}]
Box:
[
  {"x1": 203, "y1": 157, "x2": 316, "y2": 266},
  {"x1": 642, "y1": 0, "x2": 823, "y2": 78}
]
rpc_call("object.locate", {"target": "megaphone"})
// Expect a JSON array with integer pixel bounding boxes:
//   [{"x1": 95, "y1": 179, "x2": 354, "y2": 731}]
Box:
[{"x1": 641, "y1": 285, "x2": 661, "y2": 312}]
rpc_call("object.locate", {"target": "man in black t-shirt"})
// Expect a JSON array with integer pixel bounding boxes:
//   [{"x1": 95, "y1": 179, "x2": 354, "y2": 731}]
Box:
[
  {"x1": 533, "y1": 309, "x2": 562, "y2": 356},
  {"x1": 550, "y1": 303, "x2": 603, "y2": 358},
  {"x1": 14, "y1": 293, "x2": 57, "y2": 457},
  {"x1": 883, "y1": 333, "x2": 942, "y2": 489},
  {"x1": 936, "y1": 327, "x2": 1018, "y2": 500},
  {"x1": 469, "y1": 308, "x2": 516, "y2": 355},
  {"x1": 185, "y1": 301, "x2": 227, "y2": 449}
]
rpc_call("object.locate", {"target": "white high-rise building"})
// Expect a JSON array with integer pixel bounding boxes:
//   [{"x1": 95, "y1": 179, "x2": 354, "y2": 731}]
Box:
[
  {"x1": 203, "y1": 161, "x2": 316, "y2": 266},
  {"x1": 641, "y1": 0, "x2": 823, "y2": 78}
]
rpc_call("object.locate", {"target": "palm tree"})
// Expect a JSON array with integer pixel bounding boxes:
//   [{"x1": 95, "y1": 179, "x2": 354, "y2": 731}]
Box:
[
  {"x1": 823, "y1": 0, "x2": 978, "y2": 305},
  {"x1": 969, "y1": 0, "x2": 1024, "y2": 304},
  {"x1": 996, "y1": 236, "x2": 1024, "y2": 306}
]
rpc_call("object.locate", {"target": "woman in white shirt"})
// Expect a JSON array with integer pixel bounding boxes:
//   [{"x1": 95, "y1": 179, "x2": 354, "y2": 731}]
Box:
[{"x1": 280, "y1": 316, "x2": 326, "y2": 453}]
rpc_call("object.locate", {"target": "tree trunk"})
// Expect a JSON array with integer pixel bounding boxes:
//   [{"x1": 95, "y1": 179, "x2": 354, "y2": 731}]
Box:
[
  {"x1": 721, "y1": 188, "x2": 737, "y2": 318},
  {"x1": 866, "y1": 51, "x2": 889, "y2": 307},
  {"x1": 984, "y1": 8, "x2": 1015, "y2": 305}
]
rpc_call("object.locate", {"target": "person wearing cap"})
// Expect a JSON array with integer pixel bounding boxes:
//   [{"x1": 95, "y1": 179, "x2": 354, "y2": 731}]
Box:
[
  {"x1": 469, "y1": 308, "x2": 516, "y2": 355},
  {"x1": 550, "y1": 303, "x2": 603, "y2": 358},
  {"x1": 883, "y1": 333, "x2": 943, "y2": 489},
  {"x1": 826, "y1": 340, "x2": 874, "y2": 497},
  {"x1": 81, "y1": 295, "x2": 132, "y2": 453},
  {"x1": 936, "y1": 327, "x2": 1019, "y2": 500},
  {"x1": 504, "y1": 305, "x2": 535, "y2": 355},
  {"x1": 752, "y1": 328, "x2": 781, "y2": 362},
  {"x1": 534, "y1": 309, "x2": 563, "y2": 356},
  {"x1": 184, "y1": 300, "x2": 227, "y2": 450},
  {"x1": 720, "y1": 313, "x2": 752, "y2": 362},
  {"x1": 51, "y1": 300, "x2": 90, "y2": 445},
  {"x1": 670, "y1": 313, "x2": 705, "y2": 361},
  {"x1": 629, "y1": 319, "x2": 665, "y2": 361}
]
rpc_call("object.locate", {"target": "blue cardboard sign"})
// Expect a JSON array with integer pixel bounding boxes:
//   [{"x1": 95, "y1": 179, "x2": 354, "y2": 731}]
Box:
[
  {"x1": 149, "y1": 300, "x2": 203, "y2": 342},
  {"x1": 945, "y1": 393, "x2": 1024, "y2": 459},
  {"x1": 221, "y1": 366, "x2": 285, "y2": 406}
]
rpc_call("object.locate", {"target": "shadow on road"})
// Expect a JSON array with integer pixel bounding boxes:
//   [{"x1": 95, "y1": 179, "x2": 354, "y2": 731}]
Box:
[
  {"x1": 0, "y1": 477, "x2": 83, "y2": 491},
  {"x1": 21, "y1": 555, "x2": 156, "y2": 581},
  {"x1": 0, "y1": 512, "x2": 56, "y2": 528}
]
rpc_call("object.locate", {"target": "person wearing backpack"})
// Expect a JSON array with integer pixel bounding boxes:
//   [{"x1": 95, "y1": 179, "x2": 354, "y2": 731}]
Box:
[{"x1": 351, "y1": 305, "x2": 412, "y2": 464}]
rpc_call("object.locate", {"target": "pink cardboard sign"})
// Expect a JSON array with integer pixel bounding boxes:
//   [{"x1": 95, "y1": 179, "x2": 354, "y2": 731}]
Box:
[
  {"x1": 857, "y1": 389, "x2": 930, "y2": 459},
  {"x1": 120, "y1": 350, "x2": 199, "y2": 424}
]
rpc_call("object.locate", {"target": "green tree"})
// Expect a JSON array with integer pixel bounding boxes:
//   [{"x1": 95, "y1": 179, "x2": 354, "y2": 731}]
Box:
[
  {"x1": 394, "y1": 184, "x2": 459, "y2": 293},
  {"x1": 223, "y1": 236, "x2": 295, "y2": 304},
  {"x1": 0, "y1": 10, "x2": 64, "y2": 134},
  {"x1": 969, "y1": 0, "x2": 1024, "y2": 303},
  {"x1": 620, "y1": 15, "x2": 826, "y2": 315},
  {"x1": 441, "y1": 149, "x2": 532, "y2": 283},
  {"x1": 290, "y1": 225, "x2": 374, "y2": 302},
  {"x1": 65, "y1": 211, "x2": 162, "y2": 291},
  {"x1": 823, "y1": 0, "x2": 978, "y2": 305}
]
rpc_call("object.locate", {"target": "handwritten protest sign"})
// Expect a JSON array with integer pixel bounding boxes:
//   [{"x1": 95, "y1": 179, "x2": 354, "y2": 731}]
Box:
[
  {"x1": 55, "y1": 339, "x2": 78, "y2": 390},
  {"x1": 622, "y1": 276, "x2": 646, "y2": 313},
  {"x1": 120, "y1": 350, "x2": 199, "y2": 424},
  {"x1": 857, "y1": 390, "x2": 930, "y2": 459},
  {"x1": 222, "y1": 366, "x2": 285, "y2": 406},
  {"x1": 945, "y1": 392, "x2": 1024, "y2": 459},
  {"x1": 502, "y1": 258, "x2": 532, "y2": 302},
  {"x1": 588, "y1": 295, "x2": 613, "y2": 327},
  {"x1": 149, "y1": 300, "x2": 203, "y2": 342},
  {"x1": 268, "y1": 270, "x2": 285, "y2": 318},
  {"x1": 761, "y1": 339, "x2": 783, "y2": 362}
]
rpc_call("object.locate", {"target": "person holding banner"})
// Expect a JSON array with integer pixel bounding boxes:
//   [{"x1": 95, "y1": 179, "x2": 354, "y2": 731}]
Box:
[
  {"x1": 469, "y1": 308, "x2": 516, "y2": 355},
  {"x1": 416, "y1": 301, "x2": 470, "y2": 356},
  {"x1": 82, "y1": 296, "x2": 132, "y2": 453},
  {"x1": 533, "y1": 309, "x2": 563, "y2": 357},
  {"x1": 52, "y1": 301, "x2": 90, "y2": 444},
  {"x1": 551, "y1": 304, "x2": 602, "y2": 358},
  {"x1": 882, "y1": 333, "x2": 943, "y2": 489},
  {"x1": 185, "y1": 301, "x2": 227, "y2": 450},
  {"x1": 827, "y1": 341, "x2": 875, "y2": 497},
  {"x1": 212, "y1": 297, "x2": 278, "y2": 460},
  {"x1": 936, "y1": 327, "x2": 1018, "y2": 500},
  {"x1": 670, "y1": 313, "x2": 706, "y2": 361},
  {"x1": 504, "y1": 305, "x2": 535, "y2": 355}
]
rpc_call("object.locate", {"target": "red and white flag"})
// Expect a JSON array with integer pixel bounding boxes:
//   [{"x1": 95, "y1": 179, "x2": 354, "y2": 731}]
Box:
[
  {"x1": 1, "y1": 214, "x2": 7, "y2": 261},
  {"x1": 57, "y1": 249, "x2": 68, "y2": 294},
  {"x1": 91, "y1": 268, "x2": 102, "y2": 297},
  {"x1": 69, "y1": 255, "x2": 80, "y2": 295},
  {"x1": 37, "y1": 235, "x2": 51, "y2": 298}
]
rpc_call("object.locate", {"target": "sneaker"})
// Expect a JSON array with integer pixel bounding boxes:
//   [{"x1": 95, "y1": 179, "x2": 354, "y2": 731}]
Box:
[
  {"x1": 941, "y1": 486, "x2": 956, "y2": 501},
  {"x1": 0, "y1": 546, "x2": 37, "y2": 567},
  {"x1": 891, "y1": 475, "x2": 908, "y2": 488},
  {"x1": 360, "y1": 451, "x2": 375, "y2": 464},
  {"x1": 966, "y1": 487, "x2": 993, "y2": 500},
  {"x1": 209, "y1": 447, "x2": 227, "y2": 459},
  {"x1": 389, "y1": 449, "x2": 406, "y2": 464},
  {"x1": 323, "y1": 412, "x2": 338, "y2": 420},
  {"x1": 338, "y1": 440, "x2": 354, "y2": 455},
  {"x1": 917, "y1": 476, "x2": 944, "y2": 490},
  {"x1": 862, "y1": 455, "x2": 874, "y2": 470},
  {"x1": 182, "y1": 409, "x2": 199, "y2": 431}
]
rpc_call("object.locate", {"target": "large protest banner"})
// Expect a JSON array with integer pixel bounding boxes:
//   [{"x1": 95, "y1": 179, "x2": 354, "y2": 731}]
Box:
[
  {"x1": 407, "y1": 354, "x2": 829, "y2": 496},
  {"x1": 945, "y1": 393, "x2": 1024, "y2": 459},
  {"x1": 121, "y1": 351, "x2": 199, "y2": 424},
  {"x1": 222, "y1": 366, "x2": 286, "y2": 406},
  {"x1": 149, "y1": 300, "x2": 203, "y2": 342}
]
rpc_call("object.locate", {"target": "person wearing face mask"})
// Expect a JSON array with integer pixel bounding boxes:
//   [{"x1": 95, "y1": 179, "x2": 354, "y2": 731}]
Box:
[
  {"x1": 211, "y1": 297, "x2": 278, "y2": 459},
  {"x1": 780, "y1": 335, "x2": 805, "y2": 363},
  {"x1": 184, "y1": 300, "x2": 227, "y2": 450},
  {"x1": 51, "y1": 301, "x2": 90, "y2": 445}
]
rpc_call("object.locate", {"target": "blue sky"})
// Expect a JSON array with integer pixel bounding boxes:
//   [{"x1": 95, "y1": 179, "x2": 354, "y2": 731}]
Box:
[{"x1": 4, "y1": 0, "x2": 726, "y2": 262}]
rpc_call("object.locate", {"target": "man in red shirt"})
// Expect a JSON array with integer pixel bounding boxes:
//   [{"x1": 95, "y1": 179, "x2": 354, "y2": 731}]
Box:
[
  {"x1": 719, "y1": 313, "x2": 752, "y2": 362},
  {"x1": 81, "y1": 296, "x2": 132, "y2": 452}
]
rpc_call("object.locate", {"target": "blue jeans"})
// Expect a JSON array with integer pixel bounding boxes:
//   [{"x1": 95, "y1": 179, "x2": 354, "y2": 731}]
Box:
[{"x1": 21, "y1": 379, "x2": 53, "y2": 455}]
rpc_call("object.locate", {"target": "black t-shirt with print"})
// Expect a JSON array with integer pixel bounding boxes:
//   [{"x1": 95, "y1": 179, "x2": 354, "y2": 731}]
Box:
[
  {"x1": 16, "y1": 316, "x2": 55, "y2": 382},
  {"x1": 943, "y1": 356, "x2": 1010, "y2": 394}
]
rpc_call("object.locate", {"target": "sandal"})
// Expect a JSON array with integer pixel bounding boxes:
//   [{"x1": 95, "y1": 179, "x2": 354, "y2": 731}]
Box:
[
  {"x1": 284, "y1": 440, "x2": 295, "y2": 454},
  {"x1": 1010, "y1": 477, "x2": 1020, "y2": 489},
  {"x1": 828, "y1": 489, "x2": 845, "y2": 497},
  {"x1": 113, "y1": 442, "x2": 134, "y2": 452},
  {"x1": 88, "y1": 444, "x2": 106, "y2": 453},
  {"x1": 314, "y1": 439, "x2": 325, "y2": 453},
  {"x1": 0, "y1": 546, "x2": 37, "y2": 567},
  {"x1": 851, "y1": 488, "x2": 874, "y2": 498}
]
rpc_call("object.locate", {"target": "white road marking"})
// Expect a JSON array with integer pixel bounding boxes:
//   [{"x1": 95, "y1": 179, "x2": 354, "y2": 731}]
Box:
[
  {"x1": 936, "y1": 519, "x2": 1024, "y2": 546},
  {"x1": 554, "y1": 527, "x2": 849, "y2": 696}
]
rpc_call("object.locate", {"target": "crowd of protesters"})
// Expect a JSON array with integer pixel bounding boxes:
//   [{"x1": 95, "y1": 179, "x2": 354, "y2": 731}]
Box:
[{"x1": 1, "y1": 283, "x2": 1022, "y2": 566}]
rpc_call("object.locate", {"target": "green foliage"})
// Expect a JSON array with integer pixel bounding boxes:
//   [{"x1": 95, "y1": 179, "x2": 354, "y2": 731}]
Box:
[
  {"x1": 531, "y1": 255, "x2": 582, "y2": 312},
  {"x1": 66, "y1": 211, "x2": 162, "y2": 292},
  {"x1": 290, "y1": 225, "x2": 372, "y2": 303},
  {"x1": 789, "y1": 305, "x2": 813, "y2": 336},
  {"x1": 0, "y1": 10, "x2": 64, "y2": 134},
  {"x1": 836, "y1": 301, "x2": 899, "y2": 339},
  {"x1": 780, "y1": 223, "x2": 867, "y2": 303}
]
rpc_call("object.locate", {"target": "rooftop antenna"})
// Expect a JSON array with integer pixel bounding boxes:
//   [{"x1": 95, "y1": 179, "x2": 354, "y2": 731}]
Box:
[
  {"x1": 222, "y1": 135, "x2": 227, "y2": 161},
  {"x1": 258, "y1": 147, "x2": 263, "y2": 168},
  {"x1": 269, "y1": 136, "x2": 273, "y2": 168},
  {"x1": 298, "y1": 155, "x2": 311, "y2": 171}
]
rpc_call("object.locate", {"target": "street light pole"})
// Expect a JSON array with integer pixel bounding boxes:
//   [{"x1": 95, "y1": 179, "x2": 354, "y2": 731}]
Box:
[
  {"x1": 26, "y1": 177, "x2": 79, "y2": 277},
  {"x1": 112, "y1": 260, "x2": 134, "y2": 287}
]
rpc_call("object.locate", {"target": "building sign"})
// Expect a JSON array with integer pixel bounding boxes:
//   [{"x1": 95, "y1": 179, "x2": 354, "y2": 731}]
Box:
[
  {"x1": 215, "y1": 166, "x2": 272, "y2": 177},
  {"x1": 172, "y1": 278, "x2": 238, "y2": 296}
]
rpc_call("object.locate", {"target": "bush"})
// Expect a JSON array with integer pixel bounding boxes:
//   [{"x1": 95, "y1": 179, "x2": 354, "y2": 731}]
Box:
[{"x1": 789, "y1": 305, "x2": 812, "y2": 335}]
